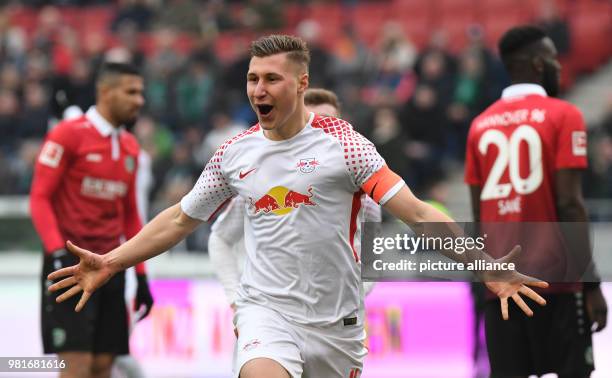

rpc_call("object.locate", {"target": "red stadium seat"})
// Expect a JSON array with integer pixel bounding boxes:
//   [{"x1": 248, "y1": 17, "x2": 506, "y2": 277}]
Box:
[
  {"x1": 569, "y1": 5, "x2": 612, "y2": 72},
  {"x1": 303, "y1": 3, "x2": 344, "y2": 49},
  {"x1": 481, "y1": 11, "x2": 527, "y2": 50},
  {"x1": 284, "y1": 3, "x2": 303, "y2": 29},
  {"x1": 7, "y1": 7, "x2": 38, "y2": 35},
  {"x1": 58, "y1": 7, "x2": 81, "y2": 30},
  {"x1": 213, "y1": 31, "x2": 255, "y2": 63},
  {"x1": 398, "y1": 14, "x2": 432, "y2": 49},
  {"x1": 478, "y1": 0, "x2": 530, "y2": 19},
  {"x1": 436, "y1": 14, "x2": 477, "y2": 53},
  {"x1": 352, "y1": 3, "x2": 393, "y2": 48},
  {"x1": 392, "y1": 0, "x2": 432, "y2": 18},
  {"x1": 434, "y1": 0, "x2": 477, "y2": 17},
  {"x1": 80, "y1": 6, "x2": 115, "y2": 34}
]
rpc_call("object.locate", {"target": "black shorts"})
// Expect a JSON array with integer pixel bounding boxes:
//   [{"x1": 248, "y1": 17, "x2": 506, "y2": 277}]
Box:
[
  {"x1": 41, "y1": 253, "x2": 129, "y2": 355},
  {"x1": 485, "y1": 292, "x2": 594, "y2": 377}
]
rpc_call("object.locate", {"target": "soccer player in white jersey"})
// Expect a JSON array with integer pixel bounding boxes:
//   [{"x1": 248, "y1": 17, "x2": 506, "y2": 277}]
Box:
[
  {"x1": 48, "y1": 35, "x2": 549, "y2": 378},
  {"x1": 209, "y1": 88, "x2": 380, "y2": 310}
]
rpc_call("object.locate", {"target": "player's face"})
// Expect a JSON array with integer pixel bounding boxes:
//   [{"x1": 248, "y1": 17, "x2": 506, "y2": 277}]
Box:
[
  {"x1": 247, "y1": 53, "x2": 307, "y2": 131},
  {"x1": 108, "y1": 75, "x2": 145, "y2": 126},
  {"x1": 539, "y1": 37, "x2": 561, "y2": 97},
  {"x1": 305, "y1": 103, "x2": 339, "y2": 118}
]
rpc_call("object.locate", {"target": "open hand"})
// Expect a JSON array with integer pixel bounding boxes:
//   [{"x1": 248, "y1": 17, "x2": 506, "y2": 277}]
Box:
[
  {"x1": 47, "y1": 241, "x2": 115, "y2": 312},
  {"x1": 482, "y1": 246, "x2": 549, "y2": 320}
]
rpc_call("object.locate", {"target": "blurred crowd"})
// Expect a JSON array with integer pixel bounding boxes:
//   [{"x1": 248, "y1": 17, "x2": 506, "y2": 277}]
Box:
[{"x1": 0, "y1": 0, "x2": 611, "y2": 240}]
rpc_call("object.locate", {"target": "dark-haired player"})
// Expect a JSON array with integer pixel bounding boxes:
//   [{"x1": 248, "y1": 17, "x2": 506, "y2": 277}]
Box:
[
  {"x1": 465, "y1": 25, "x2": 607, "y2": 377},
  {"x1": 31, "y1": 62, "x2": 153, "y2": 378}
]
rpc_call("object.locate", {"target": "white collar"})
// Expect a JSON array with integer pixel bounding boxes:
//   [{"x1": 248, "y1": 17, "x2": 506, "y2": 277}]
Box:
[
  {"x1": 85, "y1": 106, "x2": 121, "y2": 137},
  {"x1": 501, "y1": 83, "x2": 548, "y2": 99}
]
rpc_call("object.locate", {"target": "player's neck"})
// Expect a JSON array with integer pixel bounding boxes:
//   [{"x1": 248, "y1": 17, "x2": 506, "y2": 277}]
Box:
[
  {"x1": 263, "y1": 106, "x2": 310, "y2": 141},
  {"x1": 510, "y1": 76, "x2": 542, "y2": 87},
  {"x1": 95, "y1": 104, "x2": 121, "y2": 129}
]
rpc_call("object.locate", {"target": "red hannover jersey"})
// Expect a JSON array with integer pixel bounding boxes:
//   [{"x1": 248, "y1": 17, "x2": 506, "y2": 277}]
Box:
[
  {"x1": 465, "y1": 84, "x2": 587, "y2": 221},
  {"x1": 465, "y1": 84, "x2": 587, "y2": 289},
  {"x1": 30, "y1": 107, "x2": 143, "y2": 261}
]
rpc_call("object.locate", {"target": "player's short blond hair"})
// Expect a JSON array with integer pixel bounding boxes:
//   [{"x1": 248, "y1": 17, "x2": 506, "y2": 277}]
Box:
[
  {"x1": 304, "y1": 88, "x2": 341, "y2": 113},
  {"x1": 250, "y1": 34, "x2": 310, "y2": 72}
]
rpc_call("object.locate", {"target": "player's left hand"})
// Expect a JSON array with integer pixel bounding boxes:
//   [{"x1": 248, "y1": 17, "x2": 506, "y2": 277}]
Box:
[
  {"x1": 482, "y1": 246, "x2": 549, "y2": 320},
  {"x1": 135, "y1": 273, "x2": 154, "y2": 321},
  {"x1": 585, "y1": 286, "x2": 608, "y2": 332}
]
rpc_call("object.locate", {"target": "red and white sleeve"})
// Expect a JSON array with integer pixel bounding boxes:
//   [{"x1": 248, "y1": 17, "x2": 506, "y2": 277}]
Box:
[{"x1": 180, "y1": 143, "x2": 237, "y2": 221}]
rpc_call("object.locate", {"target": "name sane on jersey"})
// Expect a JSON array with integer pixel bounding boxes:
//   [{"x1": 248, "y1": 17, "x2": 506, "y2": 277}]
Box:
[
  {"x1": 476, "y1": 108, "x2": 546, "y2": 130},
  {"x1": 498, "y1": 196, "x2": 522, "y2": 215}
]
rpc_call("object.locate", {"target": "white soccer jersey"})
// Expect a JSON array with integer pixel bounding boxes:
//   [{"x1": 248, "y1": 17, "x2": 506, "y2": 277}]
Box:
[
  {"x1": 212, "y1": 194, "x2": 382, "y2": 246},
  {"x1": 182, "y1": 113, "x2": 403, "y2": 325}
]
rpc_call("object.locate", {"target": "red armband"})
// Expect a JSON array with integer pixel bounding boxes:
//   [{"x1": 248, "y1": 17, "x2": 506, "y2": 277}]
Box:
[{"x1": 361, "y1": 165, "x2": 404, "y2": 205}]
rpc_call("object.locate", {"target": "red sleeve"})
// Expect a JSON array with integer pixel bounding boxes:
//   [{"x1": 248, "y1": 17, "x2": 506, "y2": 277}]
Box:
[
  {"x1": 123, "y1": 157, "x2": 143, "y2": 240},
  {"x1": 30, "y1": 123, "x2": 75, "y2": 254},
  {"x1": 556, "y1": 104, "x2": 588, "y2": 169},
  {"x1": 123, "y1": 149, "x2": 145, "y2": 274},
  {"x1": 464, "y1": 123, "x2": 482, "y2": 186}
]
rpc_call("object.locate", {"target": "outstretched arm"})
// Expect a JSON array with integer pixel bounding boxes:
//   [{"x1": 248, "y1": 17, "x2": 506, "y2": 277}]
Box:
[
  {"x1": 48, "y1": 203, "x2": 201, "y2": 311},
  {"x1": 382, "y1": 184, "x2": 548, "y2": 320}
]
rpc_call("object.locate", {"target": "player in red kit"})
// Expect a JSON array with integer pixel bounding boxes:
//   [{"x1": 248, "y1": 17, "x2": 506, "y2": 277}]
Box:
[
  {"x1": 465, "y1": 26, "x2": 607, "y2": 377},
  {"x1": 30, "y1": 62, "x2": 153, "y2": 378}
]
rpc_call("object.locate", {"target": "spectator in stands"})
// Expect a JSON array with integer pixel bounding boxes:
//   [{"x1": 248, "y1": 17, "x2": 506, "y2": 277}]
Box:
[
  {"x1": 336, "y1": 83, "x2": 374, "y2": 136},
  {"x1": 447, "y1": 50, "x2": 489, "y2": 159},
  {"x1": 240, "y1": 0, "x2": 284, "y2": 31},
  {"x1": 330, "y1": 24, "x2": 370, "y2": 85},
  {"x1": 296, "y1": 19, "x2": 334, "y2": 88},
  {"x1": 195, "y1": 112, "x2": 246, "y2": 163},
  {"x1": 369, "y1": 107, "x2": 408, "y2": 182},
  {"x1": 400, "y1": 84, "x2": 447, "y2": 192},
  {"x1": 375, "y1": 22, "x2": 417, "y2": 75},
  {"x1": 415, "y1": 49, "x2": 455, "y2": 110},
  {"x1": 20, "y1": 81, "x2": 50, "y2": 139},
  {"x1": 155, "y1": 0, "x2": 201, "y2": 35},
  {"x1": 143, "y1": 27, "x2": 184, "y2": 128},
  {"x1": 111, "y1": 0, "x2": 155, "y2": 32},
  {"x1": 0, "y1": 150, "x2": 16, "y2": 194},
  {"x1": 11, "y1": 139, "x2": 41, "y2": 194},
  {"x1": 363, "y1": 22, "x2": 417, "y2": 107},
  {"x1": 0, "y1": 63, "x2": 21, "y2": 92},
  {"x1": 108, "y1": 21, "x2": 146, "y2": 70},
  {"x1": 0, "y1": 14, "x2": 27, "y2": 67},
  {"x1": 199, "y1": 0, "x2": 237, "y2": 35},
  {"x1": 414, "y1": 29, "x2": 457, "y2": 83},
  {"x1": 0, "y1": 89, "x2": 20, "y2": 152},
  {"x1": 536, "y1": 0, "x2": 571, "y2": 58},
  {"x1": 176, "y1": 59, "x2": 214, "y2": 128},
  {"x1": 585, "y1": 98, "x2": 612, "y2": 202}
]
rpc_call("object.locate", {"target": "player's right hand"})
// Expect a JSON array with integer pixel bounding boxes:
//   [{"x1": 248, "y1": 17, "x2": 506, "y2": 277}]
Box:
[{"x1": 47, "y1": 240, "x2": 115, "y2": 312}]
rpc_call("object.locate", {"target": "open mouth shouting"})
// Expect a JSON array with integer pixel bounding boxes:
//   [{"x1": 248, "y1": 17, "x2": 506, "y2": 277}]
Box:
[{"x1": 256, "y1": 104, "x2": 274, "y2": 118}]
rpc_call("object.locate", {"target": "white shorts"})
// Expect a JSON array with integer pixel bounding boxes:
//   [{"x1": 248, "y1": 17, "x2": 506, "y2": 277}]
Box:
[{"x1": 233, "y1": 303, "x2": 366, "y2": 378}]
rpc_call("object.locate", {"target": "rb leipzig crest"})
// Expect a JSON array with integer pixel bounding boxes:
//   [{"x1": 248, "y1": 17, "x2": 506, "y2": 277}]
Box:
[{"x1": 296, "y1": 158, "x2": 319, "y2": 174}]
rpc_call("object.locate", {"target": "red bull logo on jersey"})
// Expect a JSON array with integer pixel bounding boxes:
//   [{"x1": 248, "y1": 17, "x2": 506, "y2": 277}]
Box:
[{"x1": 250, "y1": 186, "x2": 316, "y2": 216}]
